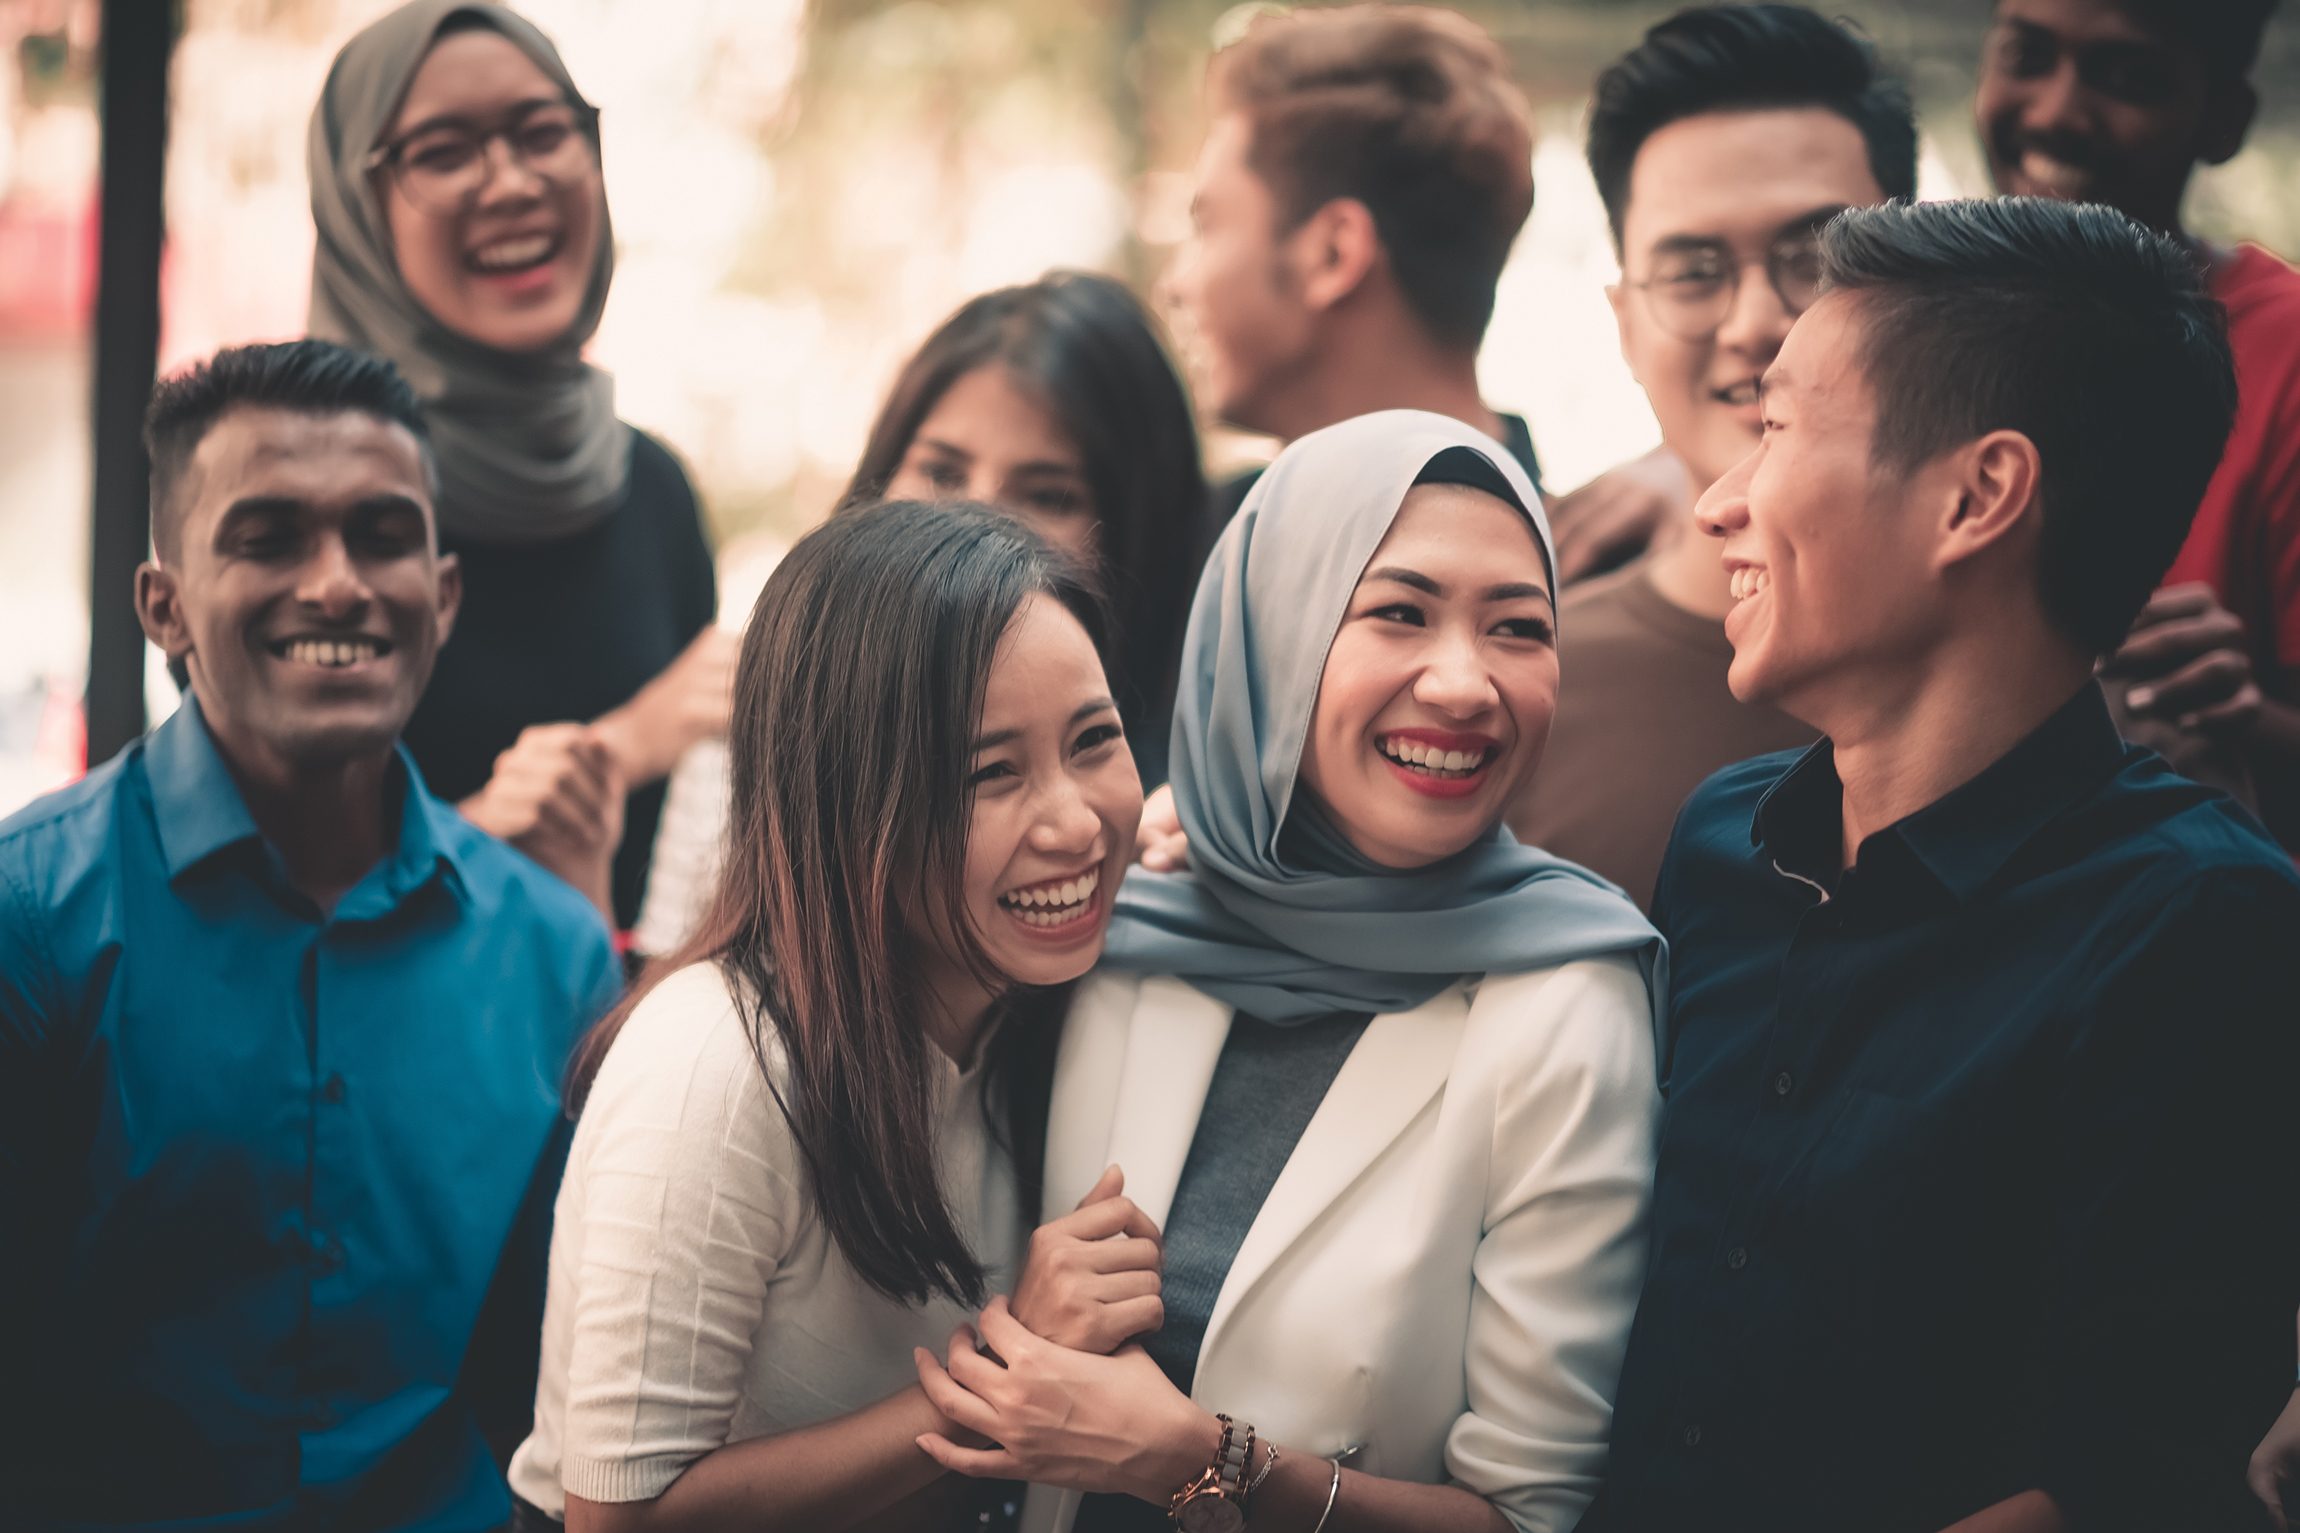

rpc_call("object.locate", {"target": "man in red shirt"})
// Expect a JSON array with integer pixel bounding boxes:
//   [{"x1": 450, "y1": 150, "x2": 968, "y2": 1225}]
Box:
[{"x1": 1978, "y1": 0, "x2": 2300, "y2": 853}]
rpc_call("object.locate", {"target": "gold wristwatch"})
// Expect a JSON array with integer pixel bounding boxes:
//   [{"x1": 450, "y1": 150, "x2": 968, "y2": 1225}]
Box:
[{"x1": 1170, "y1": 1414, "x2": 1255, "y2": 1533}]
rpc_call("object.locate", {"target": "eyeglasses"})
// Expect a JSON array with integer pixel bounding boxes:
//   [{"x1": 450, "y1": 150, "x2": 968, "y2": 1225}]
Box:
[
  {"x1": 1625, "y1": 230, "x2": 1826, "y2": 342},
  {"x1": 366, "y1": 101, "x2": 600, "y2": 217}
]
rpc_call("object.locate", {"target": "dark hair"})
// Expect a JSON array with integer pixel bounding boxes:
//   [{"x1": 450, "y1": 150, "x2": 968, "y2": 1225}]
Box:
[
  {"x1": 1587, "y1": 5, "x2": 1917, "y2": 249},
  {"x1": 1820, "y1": 198, "x2": 2236, "y2": 654},
  {"x1": 569, "y1": 502, "x2": 1106, "y2": 1308},
  {"x1": 842, "y1": 272, "x2": 1211, "y2": 782},
  {"x1": 144, "y1": 339, "x2": 433, "y2": 559},
  {"x1": 2108, "y1": 0, "x2": 2281, "y2": 83},
  {"x1": 1208, "y1": 4, "x2": 1534, "y2": 349}
]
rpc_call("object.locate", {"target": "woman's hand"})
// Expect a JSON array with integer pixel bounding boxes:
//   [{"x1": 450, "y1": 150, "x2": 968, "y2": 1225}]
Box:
[
  {"x1": 1135, "y1": 783, "x2": 1189, "y2": 871},
  {"x1": 460, "y1": 721, "x2": 623, "y2": 919},
  {"x1": 913, "y1": 1297, "x2": 1215, "y2": 1502},
  {"x1": 1010, "y1": 1165, "x2": 1165, "y2": 1355},
  {"x1": 593, "y1": 627, "x2": 739, "y2": 788},
  {"x1": 2251, "y1": 1387, "x2": 2300, "y2": 1530}
]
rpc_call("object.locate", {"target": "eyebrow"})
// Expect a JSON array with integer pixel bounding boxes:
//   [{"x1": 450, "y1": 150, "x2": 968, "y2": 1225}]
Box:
[
  {"x1": 971, "y1": 696, "x2": 1117, "y2": 752},
  {"x1": 212, "y1": 493, "x2": 428, "y2": 539},
  {"x1": 1363, "y1": 566, "x2": 1554, "y2": 609},
  {"x1": 389, "y1": 96, "x2": 566, "y2": 143},
  {"x1": 1647, "y1": 205, "x2": 1850, "y2": 259},
  {"x1": 912, "y1": 438, "x2": 1083, "y2": 478}
]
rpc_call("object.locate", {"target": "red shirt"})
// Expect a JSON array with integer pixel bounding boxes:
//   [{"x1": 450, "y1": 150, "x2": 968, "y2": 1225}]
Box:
[{"x1": 2164, "y1": 244, "x2": 2300, "y2": 676}]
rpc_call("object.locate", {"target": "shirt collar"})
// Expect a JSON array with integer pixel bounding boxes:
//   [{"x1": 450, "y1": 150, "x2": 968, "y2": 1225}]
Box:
[
  {"x1": 1753, "y1": 682, "x2": 2129, "y2": 904},
  {"x1": 144, "y1": 694, "x2": 470, "y2": 913}
]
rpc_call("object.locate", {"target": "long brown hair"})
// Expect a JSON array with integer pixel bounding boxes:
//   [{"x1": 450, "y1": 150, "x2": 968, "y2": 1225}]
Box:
[{"x1": 569, "y1": 502, "x2": 1109, "y2": 1307}]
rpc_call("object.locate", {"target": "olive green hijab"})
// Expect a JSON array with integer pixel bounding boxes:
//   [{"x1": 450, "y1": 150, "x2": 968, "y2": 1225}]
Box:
[{"x1": 307, "y1": 0, "x2": 629, "y2": 545}]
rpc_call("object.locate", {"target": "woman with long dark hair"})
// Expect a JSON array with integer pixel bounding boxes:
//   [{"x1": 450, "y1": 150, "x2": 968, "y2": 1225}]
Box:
[
  {"x1": 507, "y1": 503, "x2": 1146, "y2": 1530},
  {"x1": 844, "y1": 271, "x2": 1213, "y2": 785}
]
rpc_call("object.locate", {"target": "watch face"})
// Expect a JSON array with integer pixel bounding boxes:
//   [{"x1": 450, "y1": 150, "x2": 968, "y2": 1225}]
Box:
[{"x1": 1176, "y1": 1497, "x2": 1247, "y2": 1533}]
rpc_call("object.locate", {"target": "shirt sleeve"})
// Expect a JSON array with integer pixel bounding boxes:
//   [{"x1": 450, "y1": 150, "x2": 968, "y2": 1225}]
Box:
[
  {"x1": 1446, "y1": 956, "x2": 1662, "y2": 1533},
  {"x1": 554, "y1": 971, "x2": 800, "y2": 1503},
  {"x1": 0, "y1": 856, "x2": 63, "y2": 1409},
  {"x1": 2035, "y1": 868, "x2": 2300, "y2": 1530}
]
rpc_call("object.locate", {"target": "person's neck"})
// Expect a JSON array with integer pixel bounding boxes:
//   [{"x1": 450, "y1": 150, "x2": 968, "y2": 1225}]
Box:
[
  {"x1": 1643, "y1": 465, "x2": 1733, "y2": 619},
  {"x1": 201, "y1": 711, "x2": 398, "y2": 911},
  {"x1": 1798, "y1": 618, "x2": 2094, "y2": 872},
  {"x1": 1260, "y1": 310, "x2": 1504, "y2": 447},
  {"x1": 917, "y1": 960, "x2": 1000, "y2": 1069}
]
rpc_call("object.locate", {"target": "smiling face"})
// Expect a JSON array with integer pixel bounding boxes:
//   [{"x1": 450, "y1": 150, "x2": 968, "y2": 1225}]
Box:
[
  {"x1": 138, "y1": 407, "x2": 461, "y2": 777},
  {"x1": 1159, "y1": 112, "x2": 1317, "y2": 436},
  {"x1": 950, "y1": 594, "x2": 1143, "y2": 990},
  {"x1": 380, "y1": 28, "x2": 604, "y2": 353},
  {"x1": 1611, "y1": 108, "x2": 1885, "y2": 494},
  {"x1": 1697, "y1": 292, "x2": 1941, "y2": 722},
  {"x1": 884, "y1": 365, "x2": 1100, "y2": 561},
  {"x1": 1297, "y1": 483, "x2": 1557, "y2": 869},
  {"x1": 1977, "y1": 0, "x2": 2246, "y2": 234}
]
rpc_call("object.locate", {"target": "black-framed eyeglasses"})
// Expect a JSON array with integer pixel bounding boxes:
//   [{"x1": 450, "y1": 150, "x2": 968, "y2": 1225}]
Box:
[
  {"x1": 366, "y1": 100, "x2": 600, "y2": 217},
  {"x1": 1625, "y1": 227, "x2": 1827, "y2": 342}
]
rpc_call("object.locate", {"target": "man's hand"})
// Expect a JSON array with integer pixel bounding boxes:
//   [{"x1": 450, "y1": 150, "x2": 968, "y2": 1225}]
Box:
[
  {"x1": 460, "y1": 722, "x2": 623, "y2": 918},
  {"x1": 1545, "y1": 445, "x2": 1692, "y2": 584},
  {"x1": 1135, "y1": 783, "x2": 1188, "y2": 872},
  {"x1": 592, "y1": 627, "x2": 738, "y2": 789},
  {"x1": 2101, "y1": 583, "x2": 2262, "y2": 733},
  {"x1": 2251, "y1": 1388, "x2": 2300, "y2": 1530},
  {"x1": 1009, "y1": 1165, "x2": 1164, "y2": 1355}
]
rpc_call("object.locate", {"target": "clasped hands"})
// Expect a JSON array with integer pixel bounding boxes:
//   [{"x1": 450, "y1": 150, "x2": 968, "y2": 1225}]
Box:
[{"x1": 913, "y1": 1165, "x2": 1222, "y2": 1502}]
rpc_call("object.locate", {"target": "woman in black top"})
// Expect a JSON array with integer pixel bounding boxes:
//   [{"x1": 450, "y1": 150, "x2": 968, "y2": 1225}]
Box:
[
  {"x1": 842, "y1": 272, "x2": 1213, "y2": 786},
  {"x1": 307, "y1": 0, "x2": 726, "y2": 928}
]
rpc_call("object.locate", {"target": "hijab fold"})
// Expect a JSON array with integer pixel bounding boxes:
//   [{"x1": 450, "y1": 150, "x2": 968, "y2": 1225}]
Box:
[
  {"x1": 307, "y1": 0, "x2": 629, "y2": 545},
  {"x1": 1102, "y1": 411, "x2": 1665, "y2": 1041}
]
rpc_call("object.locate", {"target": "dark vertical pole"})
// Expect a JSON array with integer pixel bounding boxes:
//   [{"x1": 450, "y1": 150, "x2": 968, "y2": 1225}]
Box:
[{"x1": 86, "y1": 0, "x2": 172, "y2": 766}]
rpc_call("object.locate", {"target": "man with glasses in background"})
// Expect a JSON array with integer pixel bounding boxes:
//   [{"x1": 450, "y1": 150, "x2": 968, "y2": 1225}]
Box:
[{"x1": 1508, "y1": 4, "x2": 1916, "y2": 909}]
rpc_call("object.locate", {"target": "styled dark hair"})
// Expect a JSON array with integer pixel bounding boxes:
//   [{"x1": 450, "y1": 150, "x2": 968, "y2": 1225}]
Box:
[
  {"x1": 2109, "y1": 0, "x2": 2281, "y2": 83},
  {"x1": 842, "y1": 271, "x2": 1211, "y2": 783},
  {"x1": 1820, "y1": 198, "x2": 2236, "y2": 654},
  {"x1": 1587, "y1": 4, "x2": 1917, "y2": 248},
  {"x1": 144, "y1": 339, "x2": 433, "y2": 559},
  {"x1": 1208, "y1": 4, "x2": 1534, "y2": 348},
  {"x1": 569, "y1": 502, "x2": 1106, "y2": 1308}
]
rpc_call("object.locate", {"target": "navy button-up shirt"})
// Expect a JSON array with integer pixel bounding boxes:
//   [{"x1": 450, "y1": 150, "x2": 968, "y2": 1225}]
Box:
[
  {"x1": 1604, "y1": 683, "x2": 2300, "y2": 1533},
  {"x1": 0, "y1": 698, "x2": 619, "y2": 1530}
]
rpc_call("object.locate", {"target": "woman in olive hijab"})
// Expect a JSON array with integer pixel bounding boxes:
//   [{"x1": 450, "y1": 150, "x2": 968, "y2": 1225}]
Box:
[{"x1": 308, "y1": 0, "x2": 730, "y2": 929}]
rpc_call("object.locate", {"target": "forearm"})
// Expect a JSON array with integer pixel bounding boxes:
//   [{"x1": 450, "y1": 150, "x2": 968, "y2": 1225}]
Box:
[
  {"x1": 1938, "y1": 1490, "x2": 2066, "y2": 1533},
  {"x1": 1242, "y1": 1448, "x2": 1510, "y2": 1533},
  {"x1": 566, "y1": 1385, "x2": 960, "y2": 1533}
]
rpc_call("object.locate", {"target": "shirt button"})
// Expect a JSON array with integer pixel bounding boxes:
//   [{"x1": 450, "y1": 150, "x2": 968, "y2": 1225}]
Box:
[
  {"x1": 1772, "y1": 1070, "x2": 1795, "y2": 1098},
  {"x1": 310, "y1": 1403, "x2": 337, "y2": 1429},
  {"x1": 1683, "y1": 1424, "x2": 1703, "y2": 1448},
  {"x1": 312, "y1": 1235, "x2": 342, "y2": 1275},
  {"x1": 322, "y1": 1073, "x2": 345, "y2": 1104},
  {"x1": 1725, "y1": 1245, "x2": 1749, "y2": 1271}
]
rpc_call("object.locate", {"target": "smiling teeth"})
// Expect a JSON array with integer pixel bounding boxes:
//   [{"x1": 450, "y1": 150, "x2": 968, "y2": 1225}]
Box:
[
  {"x1": 1001, "y1": 867, "x2": 1099, "y2": 927},
  {"x1": 1377, "y1": 737, "x2": 1489, "y2": 780},
  {"x1": 286, "y1": 638, "x2": 381, "y2": 667},
  {"x1": 1729, "y1": 567, "x2": 1771, "y2": 602},
  {"x1": 472, "y1": 234, "x2": 554, "y2": 270}
]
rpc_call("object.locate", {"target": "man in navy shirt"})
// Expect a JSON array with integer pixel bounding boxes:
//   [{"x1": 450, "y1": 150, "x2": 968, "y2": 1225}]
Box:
[
  {"x1": 1597, "y1": 200, "x2": 2300, "y2": 1531},
  {"x1": 0, "y1": 340, "x2": 620, "y2": 1528}
]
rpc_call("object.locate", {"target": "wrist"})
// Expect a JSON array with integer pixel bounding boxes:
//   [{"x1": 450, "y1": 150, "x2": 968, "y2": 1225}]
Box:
[{"x1": 1134, "y1": 1403, "x2": 1222, "y2": 1507}]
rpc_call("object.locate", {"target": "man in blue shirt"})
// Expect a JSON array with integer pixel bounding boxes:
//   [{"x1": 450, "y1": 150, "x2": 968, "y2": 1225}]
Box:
[
  {"x1": 1596, "y1": 200, "x2": 2300, "y2": 1532},
  {"x1": 0, "y1": 340, "x2": 620, "y2": 1529}
]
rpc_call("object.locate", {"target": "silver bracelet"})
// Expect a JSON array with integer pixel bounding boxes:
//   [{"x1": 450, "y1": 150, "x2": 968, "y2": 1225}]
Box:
[{"x1": 1308, "y1": 1457, "x2": 1341, "y2": 1533}]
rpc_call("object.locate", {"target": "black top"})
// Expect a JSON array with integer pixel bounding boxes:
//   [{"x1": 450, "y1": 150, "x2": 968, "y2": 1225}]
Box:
[
  {"x1": 1075, "y1": 1010, "x2": 1371, "y2": 1533},
  {"x1": 1210, "y1": 411, "x2": 1542, "y2": 525},
  {"x1": 1599, "y1": 683, "x2": 2300, "y2": 1532},
  {"x1": 402, "y1": 428, "x2": 717, "y2": 930}
]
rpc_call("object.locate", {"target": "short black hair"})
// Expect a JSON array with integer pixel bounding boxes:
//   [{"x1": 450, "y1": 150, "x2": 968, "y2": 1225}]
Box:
[
  {"x1": 2108, "y1": 0, "x2": 2282, "y2": 83},
  {"x1": 1820, "y1": 198, "x2": 2236, "y2": 654},
  {"x1": 143, "y1": 339, "x2": 432, "y2": 560},
  {"x1": 1587, "y1": 4, "x2": 1918, "y2": 249}
]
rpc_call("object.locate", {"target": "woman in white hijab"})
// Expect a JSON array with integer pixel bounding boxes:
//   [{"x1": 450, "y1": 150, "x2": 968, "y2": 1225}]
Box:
[
  {"x1": 916, "y1": 411, "x2": 1665, "y2": 1533},
  {"x1": 308, "y1": 0, "x2": 730, "y2": 929}
]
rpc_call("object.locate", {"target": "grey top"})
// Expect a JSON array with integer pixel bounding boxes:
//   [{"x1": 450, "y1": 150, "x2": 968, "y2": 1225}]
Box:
[{"x1": 1074, "y1": 1009, "x2": 1372, "y2": 1533}]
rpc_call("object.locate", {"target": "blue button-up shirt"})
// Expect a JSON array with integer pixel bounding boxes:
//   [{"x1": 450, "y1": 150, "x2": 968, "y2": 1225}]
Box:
[
  {"x1": 0, "y1": 698, "x2": 619, "y2": 1530},
  {"x1": 1602, "y1": 683, "x2": 2300, "y2": 1533}
]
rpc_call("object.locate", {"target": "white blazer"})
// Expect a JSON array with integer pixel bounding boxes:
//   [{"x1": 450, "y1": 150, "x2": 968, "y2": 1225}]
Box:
[{"x1": 1021, "y1": 956, "x2": 1660, "y2": 1533}]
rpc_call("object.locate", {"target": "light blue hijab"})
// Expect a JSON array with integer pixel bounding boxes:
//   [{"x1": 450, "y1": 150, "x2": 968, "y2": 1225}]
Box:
[{"x1": 1101, "y1": 410, "x2": 1664, "y2": 1033}]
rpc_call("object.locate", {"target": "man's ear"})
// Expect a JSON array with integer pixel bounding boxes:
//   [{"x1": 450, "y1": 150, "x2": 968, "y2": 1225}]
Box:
[
  {"x1": 1288, "y1": 196, "x2": 1383, "y2": 315},
  {"x1": 1932, "y1": 428, "x2": 2044, "y2": 572},
  {"x1": 433, "y1": 550, "x2": 462, "y2": 647},
  {"x1": 135, "y1": 560, "x2": 195, "y2": 663},
  {"x1": 1605, "y1": 280, "x2": 1641, "y2": 384},
  {"x1": 2199, "y1": 77, "x2": 2258, "y2": 167}
]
